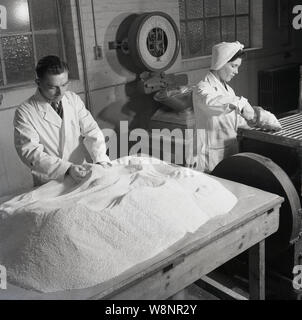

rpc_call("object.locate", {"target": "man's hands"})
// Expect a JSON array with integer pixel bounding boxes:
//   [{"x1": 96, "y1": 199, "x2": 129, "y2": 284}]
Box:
[
  {"x1": 68, "y1": 164, "x2": 91, "y2": 182},
  {"x1": 67, "y1": 162, "x2": 112, "y2": 183}
]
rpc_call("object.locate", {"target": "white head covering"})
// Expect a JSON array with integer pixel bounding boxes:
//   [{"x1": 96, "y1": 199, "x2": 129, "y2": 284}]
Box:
[{"x1": 210, "y1": 41, "x2": 244, "y2": 70}]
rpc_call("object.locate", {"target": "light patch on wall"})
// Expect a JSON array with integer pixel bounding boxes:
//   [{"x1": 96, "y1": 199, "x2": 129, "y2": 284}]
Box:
[
  {"x1": 14, "y1": 0, "x2": 29, "y2": 25},
  {"x1": 0, "y1": 5, "x2": 7, "y2": 29}
]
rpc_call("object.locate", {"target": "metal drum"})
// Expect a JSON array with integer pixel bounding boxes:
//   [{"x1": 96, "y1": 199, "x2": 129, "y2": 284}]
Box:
[{"x1": 212, "y1": 152, "x2": 301, "y2": 261}]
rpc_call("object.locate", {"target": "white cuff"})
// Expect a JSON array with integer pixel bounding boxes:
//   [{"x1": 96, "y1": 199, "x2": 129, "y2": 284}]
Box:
[{"x1": 237, "y1": 97, "x2": 248, "y2": 113}]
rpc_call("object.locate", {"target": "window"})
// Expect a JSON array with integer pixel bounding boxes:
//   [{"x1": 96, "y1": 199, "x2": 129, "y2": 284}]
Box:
[
  {"x1": 0, "y1": 0, "x2": 65, "y2": 87},
  {"x1": 179, "y1": 0, "x2": 251, "y2": 59}
]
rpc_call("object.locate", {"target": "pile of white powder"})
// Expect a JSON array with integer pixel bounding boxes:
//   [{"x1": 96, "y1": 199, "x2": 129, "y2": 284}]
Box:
[{"x1": 0, "y1": 156, "x2": 237, "y2": 293}]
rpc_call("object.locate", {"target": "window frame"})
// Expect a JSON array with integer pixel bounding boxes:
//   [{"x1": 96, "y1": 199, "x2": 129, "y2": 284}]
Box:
[
  {"x1": 177, "y1": 0, "x2": 266, "y2": 65},
  {"x1": 179, "y1": 0, "x2": 252, "y2": 59},
  {"x1": 0, "y1": 0, "x2": 66, "y2": 89}
]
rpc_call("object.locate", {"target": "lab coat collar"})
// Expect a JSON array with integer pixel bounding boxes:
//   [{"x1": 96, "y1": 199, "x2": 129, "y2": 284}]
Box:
[
  {"x1": 206, "y1": 71, "x2": 234, "y2": 96},
  {"x1": 33, "y1": 89, "x2": 63, "y2": 128}
]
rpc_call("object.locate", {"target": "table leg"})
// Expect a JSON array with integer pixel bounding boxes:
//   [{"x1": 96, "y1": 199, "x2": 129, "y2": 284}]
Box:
[{"x1": 249, "y1": 240, "x2": 265, "y2": 300}]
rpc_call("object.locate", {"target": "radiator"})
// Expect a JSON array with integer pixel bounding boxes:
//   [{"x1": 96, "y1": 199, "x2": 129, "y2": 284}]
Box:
[{"x1": 258, "y1": 63, "x2": 300, "y2": 115}]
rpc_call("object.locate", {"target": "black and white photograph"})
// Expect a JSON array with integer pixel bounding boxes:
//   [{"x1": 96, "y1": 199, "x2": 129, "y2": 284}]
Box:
[{"x1": 0, "y1": 0, "x2": 302, "y2": 306}]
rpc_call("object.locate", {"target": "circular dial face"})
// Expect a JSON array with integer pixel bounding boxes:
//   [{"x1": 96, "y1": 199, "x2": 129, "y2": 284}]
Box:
[{"x1": 137, "y1": 14, "x2": 179, "y2": 71}]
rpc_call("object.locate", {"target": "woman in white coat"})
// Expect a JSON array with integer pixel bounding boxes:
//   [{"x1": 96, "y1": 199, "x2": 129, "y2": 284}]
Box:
[
  {"x1": 14, "y1": 55, "x2": 111, "y2": 186},
  {"x1": 192, "y1": 41, "x2": 256, "y2": 173}
]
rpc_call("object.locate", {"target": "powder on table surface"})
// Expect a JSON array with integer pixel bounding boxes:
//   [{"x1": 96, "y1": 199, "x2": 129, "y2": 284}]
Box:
[{"x1": 0, "y1": 156, "x2": 237, "y2": 293}]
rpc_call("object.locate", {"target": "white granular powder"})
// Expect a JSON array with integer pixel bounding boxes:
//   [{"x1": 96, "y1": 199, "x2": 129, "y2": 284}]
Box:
[{"x1": 0, "y1": 156, "x2": 237, "y2": 293}]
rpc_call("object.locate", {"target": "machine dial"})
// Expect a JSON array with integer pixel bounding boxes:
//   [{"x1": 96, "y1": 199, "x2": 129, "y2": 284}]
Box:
[{"x1": 128, "y1": 12, "x2": 180, "y2": 72}]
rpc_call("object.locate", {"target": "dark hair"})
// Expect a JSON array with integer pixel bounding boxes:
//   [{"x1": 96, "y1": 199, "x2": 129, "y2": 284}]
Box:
[
  {"x1": 228, "y1": 49, "x2": 245, "y2": 63},
  {"x1": 36, "y1": 55, "x2": 69, "y2": 79}
]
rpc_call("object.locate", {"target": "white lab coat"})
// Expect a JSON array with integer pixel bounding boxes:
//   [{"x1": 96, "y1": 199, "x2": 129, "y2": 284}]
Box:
[
  {"x1": 14, "y1": 89, "x2": 110, "y2": 186},
  {"x1": 191, "y1": 71, "x2": 250, "y2": 173}
]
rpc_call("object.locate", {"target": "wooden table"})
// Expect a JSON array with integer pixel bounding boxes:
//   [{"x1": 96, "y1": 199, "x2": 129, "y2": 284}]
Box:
[{"x1": 0, "y1": 177, "x2": 283, "y2": 300}]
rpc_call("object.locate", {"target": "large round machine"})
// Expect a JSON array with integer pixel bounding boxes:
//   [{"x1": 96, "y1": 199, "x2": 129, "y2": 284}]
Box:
[
  {"x1": 109, "y1": 11, "x2": 193, "y2": 110},
  {"x1": 109, "y1": 11, "x2": 195, "y2": 161}
]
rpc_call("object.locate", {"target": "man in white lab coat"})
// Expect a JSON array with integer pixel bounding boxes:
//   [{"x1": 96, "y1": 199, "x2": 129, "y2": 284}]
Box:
[
  {"x1": 14, "y1": 55, "x2": 111, "y2": 186},
  {"x1": 192, "y1": 41, "x2": 256, "y2": 173}
]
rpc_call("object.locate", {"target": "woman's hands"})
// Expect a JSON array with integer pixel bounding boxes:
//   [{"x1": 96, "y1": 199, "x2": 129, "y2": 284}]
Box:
[{"x1": 241, "y1": 102, "x2": 256, "y2": 122}]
